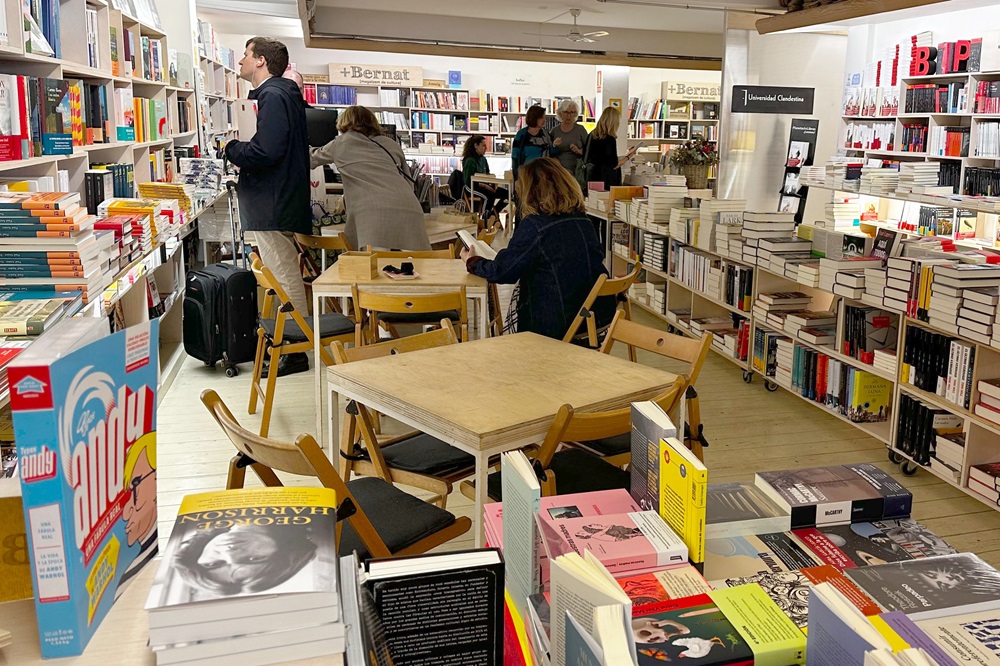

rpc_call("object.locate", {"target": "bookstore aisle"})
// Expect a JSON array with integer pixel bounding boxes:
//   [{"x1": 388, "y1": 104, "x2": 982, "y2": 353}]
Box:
[{"x1": 156, "y1": 308, "x2": 1000, "y2": 564}]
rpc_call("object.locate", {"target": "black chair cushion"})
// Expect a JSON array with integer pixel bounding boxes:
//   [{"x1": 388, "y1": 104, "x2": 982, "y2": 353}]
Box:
[
  {"x1": 483, "y1": 448, "x2": 628, "y2": 502},
  {"x1": 377, "y1": 310, "x2": 461, "y2": 324},
  {"x1": 261, "y1": 312, "x2": 353, "y2": 343},
  {"x1": 338, "y1": 476, "x2": 457, "y2": 561},
  {"x1": 382, "y1": 433, "x2": 475, "y2": 476},
  {"x1": 575, "y1": 432, "x2": 630, "y2": 458}
]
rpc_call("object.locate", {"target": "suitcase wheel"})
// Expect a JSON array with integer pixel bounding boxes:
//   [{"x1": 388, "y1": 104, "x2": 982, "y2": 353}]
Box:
[
  {"x1": 205, "y1": 361, "x2": 215, "y2": 368},
  {"x1": 226, "y1": 365, "x2": 239, "y2": 378}
]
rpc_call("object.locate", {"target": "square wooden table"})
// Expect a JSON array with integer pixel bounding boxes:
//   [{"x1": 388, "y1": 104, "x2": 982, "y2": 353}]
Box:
[
  {"x1": 1, "y1": 566, "x2": 343, "y2": 665},
  {"x1": 310, "y1": 258, "x2": 489, "y2": 451},
  {"x1": 326, "y1": 333, "x2": 680, "y2": 544}
]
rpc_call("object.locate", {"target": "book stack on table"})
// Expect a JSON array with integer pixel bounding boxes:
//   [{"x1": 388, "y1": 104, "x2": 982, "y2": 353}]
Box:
[
  {"x1": 817, "y1": 194, "x2": 861, "y2": 229},
  {"x1": 479, "y1": 401, "x2": 1000, "y2": 666}
]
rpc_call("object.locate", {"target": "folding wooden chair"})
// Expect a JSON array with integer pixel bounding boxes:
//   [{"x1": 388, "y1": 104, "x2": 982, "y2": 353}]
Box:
[
  {"x1": 248, "y1": 252, "x2": 354, "y2": 437},
  {"x1": 590, "y1": 310, "x2": 713, "y2": 462},
  {"x1": 562, "y1": 263, "x2": 642, "y2": 357},
  {"x1": 460, "y1": 377, "x2": 687, "y2": 500},
  {"x1": 294, "y1": 231, "x2": 351, "y2": 314},
  {"x1": 203, "y1": 390, "x2": 471, "y2": 561},
  {"x1": 331, "y1": 320, "x2": 475, "y2": 508},
  {"x1": 351, "y1": 284, "x2": 468, "y2": 345}
]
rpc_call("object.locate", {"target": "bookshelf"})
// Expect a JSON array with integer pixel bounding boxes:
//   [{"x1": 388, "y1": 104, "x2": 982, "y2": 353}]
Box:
[
  {"x1": 628, "y1": 98, "x2": 721, "y2": 144},
  {"x1": 606, "y1": 187, "x2": 1000, "y2": 514}
]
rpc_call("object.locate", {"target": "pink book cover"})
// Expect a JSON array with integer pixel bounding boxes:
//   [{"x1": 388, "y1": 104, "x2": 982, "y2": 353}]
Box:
[{"x1": 541, "y1": 511, "x2": 688, "y2": 574}]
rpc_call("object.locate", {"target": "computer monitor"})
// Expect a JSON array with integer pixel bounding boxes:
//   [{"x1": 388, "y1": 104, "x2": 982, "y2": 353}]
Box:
[{"x1": 305, "y1": 107, "x2": 338, "y2": 147}]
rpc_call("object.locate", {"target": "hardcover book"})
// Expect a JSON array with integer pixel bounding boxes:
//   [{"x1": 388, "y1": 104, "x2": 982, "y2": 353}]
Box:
[
  {"x1": 844, "y1": 553, "x2": 1000, "y2": 620},
  {"x1": 753, "y1": 464, "x2": 912, "y2": 529},
  {"x1": 11, "y1": 319, "x2": 158, "y2": 658}
]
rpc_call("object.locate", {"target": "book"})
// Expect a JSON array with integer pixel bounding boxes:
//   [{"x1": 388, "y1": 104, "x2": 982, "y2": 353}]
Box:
[
  {"x1": 658, "y1": 435, "x2": 707, "y2": 564},
  {"x1": 754, "y1": 464, "x2": 913, "y2": 529},
  {"x1": 795, "y1": 519, "x2": 955, "y2": 571},
  {"x1": 10, "y1": 318, "x2": 158, "y2": 658},
  {"x1": 615, "y1": 564, "x2": 713, "y2": 608},
  {"x1": 710, "y1": 584, "x2": 806, "y2": 664},
  {"x1": 564, "y1": 609, "x2": 604, "y2": 666},
  {"x1": 540, "y1": 510, "x2": 687, "y2": 575},
  {"x1": 631, "y1": 594, "x2": 753, "y2": 664},
  {"x1": 550, "y1": 552, "x2": 633, "y2": 666},
  {"x1": 501, "y1": 450, "x2": 540, "y2": 619},
  {"x1": 703, "y1": 532, "x2": 820, "y2": 587},
  {"x1": 235, "y1": 98, "x2": 257, "y2": 142},
  {"x1": 457, "y1": 228, "x2": 497, "y2": 260},
  {"x1": 806, "y1": 582, "x2": 894, "y2": 666},
  {"x1": 629, "y1": 401, "x2": 677, "y2": 513},
  {"x1": 145, "y1": 486, "x2": 342, "y2": 649},
  {"x1": 365, "y1": 548, "x2": 504, "y2": 665},
  {"x1": 915, "y1": 609, "x2": 1000, "y2": 665},
  {"x1": 844, "y1": 553, "x2": 1000, "y2": 620},
  {"x1": 706, "y1": 482, "x2": 791, "y2": 538}
]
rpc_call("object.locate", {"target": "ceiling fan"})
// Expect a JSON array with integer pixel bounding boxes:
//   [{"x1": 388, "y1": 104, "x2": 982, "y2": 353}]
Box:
[{"x1": 529, "y1": 8, "x2": 610, "y2": 43}]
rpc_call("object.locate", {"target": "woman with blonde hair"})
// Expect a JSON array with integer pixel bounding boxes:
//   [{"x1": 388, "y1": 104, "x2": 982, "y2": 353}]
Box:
[
  {"x1": 585, "y1": 105, "x2": 637, "y2": 190},
  {"x1": 461, "y1": 157, "x2": 614, "y2": 339},
  {"x1": 310, "y1": 105, "x2": 430, "y2": 250}
]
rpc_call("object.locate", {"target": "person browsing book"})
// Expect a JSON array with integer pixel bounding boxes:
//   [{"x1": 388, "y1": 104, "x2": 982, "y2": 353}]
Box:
[
  {"x1": 550, "y1": 98, "x2": 588, "y2": 173},
  {"x1": 510, "y1": 105, "x2": 553, "y2": 181},
  {"x1": 310, "y1": 106, "x2": 430, "y2": 251},
  {"x1": 225, "y1": 37, "x2": 311, "y2": 377},
  {"x1": 586, "y1": 106, "x2": 637, "y2": 190},
  {"x1": 461, "y1": 158, "x2": 615, "y2": 339},
  {"x1": 462, "y1": 135, "x2": 507, "y2": 220}
]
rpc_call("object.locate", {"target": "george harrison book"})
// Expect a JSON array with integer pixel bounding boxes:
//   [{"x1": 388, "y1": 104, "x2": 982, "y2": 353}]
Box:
[
  {"x1": 10, "y1": 318, "x2": 158, "y2": 658},
  {"x1": 364, "y1": 548, "x2": 504, "y2": 666},
  {"x1": 845, "y1": 553, "x2": 1000, "y2": 620},
  {"x1": 754, "y1": 463, "x2": 912, "y2": 529}
]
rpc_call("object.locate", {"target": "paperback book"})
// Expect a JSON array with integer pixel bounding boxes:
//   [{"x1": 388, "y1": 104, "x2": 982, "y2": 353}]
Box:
[{"x1": 794, "y1": 519, "x2": 955, "y2": 571}]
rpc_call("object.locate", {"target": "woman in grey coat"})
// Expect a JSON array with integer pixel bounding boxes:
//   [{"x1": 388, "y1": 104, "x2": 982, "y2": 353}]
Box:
[{"x1": 310, "y1": 106, "x2": 431, "y2": 251}]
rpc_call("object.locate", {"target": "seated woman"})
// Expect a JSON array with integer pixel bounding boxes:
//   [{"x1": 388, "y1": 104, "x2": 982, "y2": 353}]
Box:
[
  {"x1": 461, "y1": 135, "x2": 507, "y2": 219},
  {"x1": 461, "y1": 157, "x2": 615, "y2": 340},
  {"x1": 310, "y1": 105, "x2": 430, "y2": 251}
]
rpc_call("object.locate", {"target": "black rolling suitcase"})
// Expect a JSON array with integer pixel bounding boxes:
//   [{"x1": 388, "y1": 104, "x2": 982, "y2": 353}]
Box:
[{"x1": 183, "y1": 182, "x2": 257, "y2": 377}]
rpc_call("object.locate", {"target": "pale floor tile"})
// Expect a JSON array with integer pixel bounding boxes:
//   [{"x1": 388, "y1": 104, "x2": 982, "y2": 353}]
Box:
[{"x1": 157, "y1": 309, "x2": 1000, "y2": 566}]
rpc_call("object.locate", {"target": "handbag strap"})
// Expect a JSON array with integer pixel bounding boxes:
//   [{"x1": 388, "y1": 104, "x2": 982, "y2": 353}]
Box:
[
  {"x1": 366, "y1": 135, "x2": 415, "y2": 185},
  {"x1": 582, "y1": 133, "x2": 592, "y2": 163}
]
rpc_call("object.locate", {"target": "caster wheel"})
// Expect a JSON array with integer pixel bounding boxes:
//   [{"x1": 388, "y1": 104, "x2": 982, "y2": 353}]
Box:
[
  {"x1": 205, "y1": 361, "x2": 215, "y2": 368},
  {"x1": 765, "y1": 380, "x2": 779, "y2": 392},
  {"x1": 226, "y1": 366, "x2": 238, "y2": 378},
  {"x1": 743, "y1": 371, "x2": 753, "y2": 383},
  {"x1": 666, "y1": 325, "x2": 675, "y2": 334},
  {"x1": 888, "y1": 451, "x2": 903, "y2": 464},
  {"x1": 901, "y1": 462, "x2": 919, "y2": 476}
]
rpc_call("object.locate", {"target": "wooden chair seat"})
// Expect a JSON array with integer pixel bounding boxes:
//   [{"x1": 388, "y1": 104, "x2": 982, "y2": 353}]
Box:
[
  {"x1": 260, "y1": 312, "x2": 354, "y2": 344},
  {"x1": 338, "y1": 476, "x2": 460, "y2": 560},
  {"x1": 482, "y1": 447, "x2": 629, "y2": 501}
]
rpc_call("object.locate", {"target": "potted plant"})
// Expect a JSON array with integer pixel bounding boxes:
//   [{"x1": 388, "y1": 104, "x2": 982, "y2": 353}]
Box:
[{"x1": 669, "y1": 136, "x2": 719, "y2": 190}]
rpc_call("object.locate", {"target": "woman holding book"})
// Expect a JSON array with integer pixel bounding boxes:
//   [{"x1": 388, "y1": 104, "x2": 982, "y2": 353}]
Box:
[
  {"x1": 310, "y1": 106, "x2": 430, "y2": 251},
  {"x1": 461, "y1": 135, "x2": 507, "y2": 219},
  {"x1": 585, "y1": 106, "x2": 637, "y2": 191},
  {"x1": 460, "y1": 157, "x2": 615, "y2": 339}
]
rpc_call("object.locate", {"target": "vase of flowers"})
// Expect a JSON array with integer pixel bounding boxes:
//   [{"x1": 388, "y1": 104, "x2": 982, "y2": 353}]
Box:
[{"x1": 669, "y1": 136, "x2": 719, "y2": 190}]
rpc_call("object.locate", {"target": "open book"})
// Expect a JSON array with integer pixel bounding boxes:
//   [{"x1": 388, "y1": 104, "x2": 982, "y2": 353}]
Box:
[{"x1": 457, "y1": 229, "x2": 497, "y2": 260}]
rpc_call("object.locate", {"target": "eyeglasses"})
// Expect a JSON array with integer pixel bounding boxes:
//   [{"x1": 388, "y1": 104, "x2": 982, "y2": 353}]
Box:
[{"x1": 129, "y1": 470, "x2": 155, "y2": 507}]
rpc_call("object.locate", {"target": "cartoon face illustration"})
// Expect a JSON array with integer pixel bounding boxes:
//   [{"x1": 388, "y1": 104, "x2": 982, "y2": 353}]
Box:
[{"x1": 122, "y1": 432, "x2": 157, "y2": 547}]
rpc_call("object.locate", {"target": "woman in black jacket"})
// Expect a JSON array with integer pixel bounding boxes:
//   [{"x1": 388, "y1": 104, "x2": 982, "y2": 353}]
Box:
[
  {"x1": 461, "y1": 158, "x2": 615, "y2": 340},
  {"x1": 585, "y1": 106, "x2": 637, "y2": 190}
]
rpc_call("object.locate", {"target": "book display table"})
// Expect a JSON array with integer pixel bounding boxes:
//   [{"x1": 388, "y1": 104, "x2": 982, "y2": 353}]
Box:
[{"x1": 326, "y1": 333, "x2": 680, "y2": 544}]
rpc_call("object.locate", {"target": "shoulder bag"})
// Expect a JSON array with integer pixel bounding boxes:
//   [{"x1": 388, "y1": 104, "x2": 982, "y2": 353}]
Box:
[{"x1": 574, "y1": 133, "x2": 593, "y2": 192}]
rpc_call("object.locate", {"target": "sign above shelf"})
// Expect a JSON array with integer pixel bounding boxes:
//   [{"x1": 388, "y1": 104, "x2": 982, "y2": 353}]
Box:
[
  {"x1": 661, "y1": 81, "x2": 721, "y2": 102},
  {"x1": 329, "y1": 64, "x2": 423, "y2": 87}
]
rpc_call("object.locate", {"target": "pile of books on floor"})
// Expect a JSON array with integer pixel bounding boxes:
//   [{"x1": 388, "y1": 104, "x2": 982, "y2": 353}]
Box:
[
  {"x1": 485, "y1": 405, "x2": 1000, "y2": 666},
  {"x1": 146, "y1": 487, "x2": 346, "y2": 664}
]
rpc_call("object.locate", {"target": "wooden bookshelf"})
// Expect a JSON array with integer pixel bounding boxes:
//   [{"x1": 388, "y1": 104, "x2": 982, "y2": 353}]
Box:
[{"x1": 628, "y1": 98, "x2": 721, "y2": 144}]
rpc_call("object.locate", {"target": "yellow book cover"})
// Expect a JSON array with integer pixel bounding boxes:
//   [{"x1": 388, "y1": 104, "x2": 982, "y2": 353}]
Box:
[
  {"x1": 849, "y1": 370, "x2": 892, "y2": 422},
  {"x1": 658, "y1": 436, "x2": 707, "y2": 563},
  {"x1": 146, "y1": 487, "x2": 339, "y2": 609},
  {"x1": 0, "y1": 493, "x2": 32, "y2": 602},
  {"x1": 710, "y1": 584, "x2": 806, "y2": 665},
  {"x1": 867, "y1": 615, "x2": 909, "y2": 652}
]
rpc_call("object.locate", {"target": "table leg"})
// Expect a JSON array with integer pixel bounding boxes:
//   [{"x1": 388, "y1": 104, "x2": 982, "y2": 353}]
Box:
[
  {"x1": 474, "y1": 451, "x2": 488, "y2": 547},
  {"x1": 314, "y1": 291, "x2": 324, "y2": 451},
  {"x1": 477, "y1": 294, "x2": 489, "y2": 339}
]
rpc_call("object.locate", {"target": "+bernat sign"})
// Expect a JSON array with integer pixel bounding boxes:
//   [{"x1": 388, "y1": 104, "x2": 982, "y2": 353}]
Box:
[
  {"x1": 663, "y1": 81, "x2": 721, "y2": 102},
  {"x1": 329, "y1": 64, "x2": 424, "y2": 86}
]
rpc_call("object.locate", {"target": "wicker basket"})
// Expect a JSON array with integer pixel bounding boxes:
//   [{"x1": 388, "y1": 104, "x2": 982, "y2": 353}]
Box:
[{"x1": 681, "y1": 164, "x2": 710, "y2": 190}]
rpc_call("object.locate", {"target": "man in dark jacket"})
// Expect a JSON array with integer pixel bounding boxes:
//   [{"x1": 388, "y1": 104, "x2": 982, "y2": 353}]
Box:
[{"x1": 226, "y1": 37, "x2": 311, "y2": 376}]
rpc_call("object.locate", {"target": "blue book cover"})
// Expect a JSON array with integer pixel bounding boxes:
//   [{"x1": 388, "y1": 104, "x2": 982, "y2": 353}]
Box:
[
  {"x1": 11, "y1": 319, "x2": 159, "y2": 658},
  {"x1": 41, "y1": 78, "x2": 73, "y2": 155}
]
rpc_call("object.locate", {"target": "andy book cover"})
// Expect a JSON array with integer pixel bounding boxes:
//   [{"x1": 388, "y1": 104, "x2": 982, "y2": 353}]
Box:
[{"x1": 11, "y1": 319, "x2": 158, "y2": 657}]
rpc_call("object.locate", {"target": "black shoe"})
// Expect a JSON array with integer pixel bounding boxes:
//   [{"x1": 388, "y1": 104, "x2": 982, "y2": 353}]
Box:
[{"x1": 262, "y1": 352, "x2": 310, "y2": 377}]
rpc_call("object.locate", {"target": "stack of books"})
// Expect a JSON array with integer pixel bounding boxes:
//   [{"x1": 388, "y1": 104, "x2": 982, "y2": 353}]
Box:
[
  {"x1": 872, "y1": 347, "x2": 897, "y2": 375},
  {"x1": 955, "y1": 285, "x2": 1000, "y2": 345},
  {"x1": 137, "y1": 182, "x2": 195, "y2": 219},
  {"x1": 715, "y1": 220, "x2": 745, "y2": 260},
  {"x1": 862, "y1": 266, "x2": 888, "y2": 307},
  {"x1": 819, "y1": 194, "x2": 861, "y2": 229},
  {"x1": 753, "y1": 292, "x2": 814, "y2": 331},
  {"x1": 641, "y1": 234, "x2": 668, "y2": 272},
  {"x1": 797, "y1": 262, "x2": 821, "y2": 287},
  {"x1": 809, "y1": 226, "x2": 874, "y2": 260},
  {"x1": 930, "y1": 429, "x2": 964, "y2": 483},
  {"x1": 975, "y1": 379, "x2": 1000, "y2": 428},
  {"x1": 740, "y1": 211, "x2": 798, "y2": 265},
  {"x1": 819, "y1": 256, "x2": 883, "y2": 295},
  {"x1": 785, "y1": 310, "x2": 837, "y2": 343},
  {"x1": 690, "y1": 316, "x2": 735, "y2": 337},
  {"x1": 667, "y1": 207, "x2": 699, "y2": 245},
  {"x1": 769, "y1": 251, "x2": 816, "y2": 280},
  {"x1": 824, "y1": 160, "x2": 863, "y2": 191},
  {"x1": 146, "y1": 487, "x2": 346, "y2": 664},
  {"x1": 859, "y1": 166, "x2": 900, "y2": 195},
  {"x1": 698, "y1": 199, "x2": 745, "y2": 250},
  {"x1": 649, "y1": 283, "x2": 666, "y2": 314},
  {"x1": 833, "y1": 269, "x2": 866, "y2": 299},
  {"x1": 968, "y1": 461, "x2": 1000, "y2": 505},
  {"x1": 885, "y1": 256, "x2": 955, "y2": 316},
  {"x1": 774, "y1": 337, "x2": 794, "y2": 389}
]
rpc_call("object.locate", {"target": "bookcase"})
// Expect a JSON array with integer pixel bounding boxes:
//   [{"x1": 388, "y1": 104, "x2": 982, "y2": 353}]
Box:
[{"x1": 627, "y1": 98, "x2": 721, "y2": 145}]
